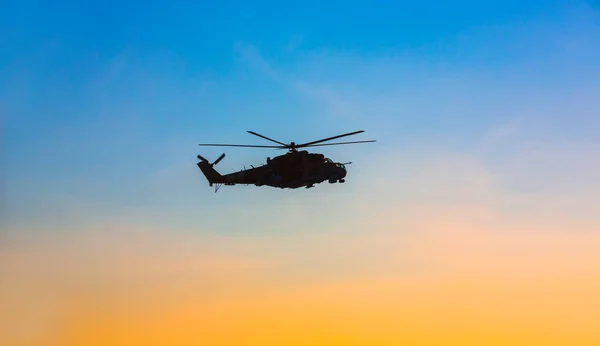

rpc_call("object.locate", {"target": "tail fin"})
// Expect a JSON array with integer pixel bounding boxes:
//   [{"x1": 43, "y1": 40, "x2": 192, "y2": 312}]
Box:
[{"x1": 197, "y1": 154, "x2": 225, "y2": 186}]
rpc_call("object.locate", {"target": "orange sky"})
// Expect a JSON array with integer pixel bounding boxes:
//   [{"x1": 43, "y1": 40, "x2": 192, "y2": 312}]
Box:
[{"x1": 2, "y1": 217, "x2": 600, "y2": 346}]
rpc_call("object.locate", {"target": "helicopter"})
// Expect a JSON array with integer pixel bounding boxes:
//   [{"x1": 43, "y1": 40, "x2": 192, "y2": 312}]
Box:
[{"x1": 196, "y1": 130, "x2": 376, "y2": 192}]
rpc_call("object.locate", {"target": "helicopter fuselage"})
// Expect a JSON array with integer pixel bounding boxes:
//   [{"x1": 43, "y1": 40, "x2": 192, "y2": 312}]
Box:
[{"x1": 197, "y1": 150, "x2": 347, "y2": 190}]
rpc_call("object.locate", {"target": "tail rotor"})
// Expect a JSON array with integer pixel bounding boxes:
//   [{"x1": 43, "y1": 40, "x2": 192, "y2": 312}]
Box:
[{"x1": 197, "y1": 153, "x2": 225, "y2": 167}]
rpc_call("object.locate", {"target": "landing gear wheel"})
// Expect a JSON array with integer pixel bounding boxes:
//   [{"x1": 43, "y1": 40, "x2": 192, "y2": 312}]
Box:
[
  {"x1": 329, "y1": 179, "x2": 336, "y2": 183},
  {"x1": 339, "y1": 179, "x2": 345, "y2": 183}
]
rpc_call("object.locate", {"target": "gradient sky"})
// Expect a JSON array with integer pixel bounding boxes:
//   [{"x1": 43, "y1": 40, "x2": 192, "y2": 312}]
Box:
[{"x1": 2, "y1": 1, "x2": 600, "y2": 345}]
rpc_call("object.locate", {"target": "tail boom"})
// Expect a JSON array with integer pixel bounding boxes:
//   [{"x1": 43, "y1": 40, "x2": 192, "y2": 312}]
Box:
[{"x1": 196, "y1": 153, "x2": 267, "y2": 190}]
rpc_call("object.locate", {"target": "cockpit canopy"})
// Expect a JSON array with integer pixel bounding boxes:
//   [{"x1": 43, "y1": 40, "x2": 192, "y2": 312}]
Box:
[{"x1": 325, "y1": 158, "x2": 346, "y2": 171}]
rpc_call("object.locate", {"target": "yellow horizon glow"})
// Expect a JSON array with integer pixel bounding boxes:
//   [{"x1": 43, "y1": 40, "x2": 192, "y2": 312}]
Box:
[{"x1": 2, "y1": 219, "x2": 599, "y2": 346}]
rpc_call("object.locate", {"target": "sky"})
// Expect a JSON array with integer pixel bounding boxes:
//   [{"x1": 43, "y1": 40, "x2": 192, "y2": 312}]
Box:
[{"x1": 2, "y1": 1, "x2": 600, "y2": 345}]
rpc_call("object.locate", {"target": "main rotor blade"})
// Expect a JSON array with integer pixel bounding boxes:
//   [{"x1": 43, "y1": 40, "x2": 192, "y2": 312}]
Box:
[
  {"x1": 247, "y1": 131, "x2": 289, "y2": 147},
  {"x1": 296, "y1": 130, "x2": 365, "y2": 148},
  {"x1": 303, "y1": 140, "x2": 377, "y2": 147},
  {"x1": 198, "y1": 143, "x2": 284, "y2": 148}
]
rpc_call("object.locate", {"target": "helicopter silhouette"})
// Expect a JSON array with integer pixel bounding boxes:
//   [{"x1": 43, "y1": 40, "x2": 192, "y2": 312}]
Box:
[{"x1": 197, "y1": 130, "x2": 376, "y2": 192}]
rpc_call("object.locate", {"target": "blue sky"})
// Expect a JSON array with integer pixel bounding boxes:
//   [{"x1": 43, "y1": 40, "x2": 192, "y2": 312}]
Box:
[
  {"x1": 3, "y1": 4, "x2": 600, "y2": 345},
  {"x1": 2, "y1": 0, "x2": 599, "y2": 234}
]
